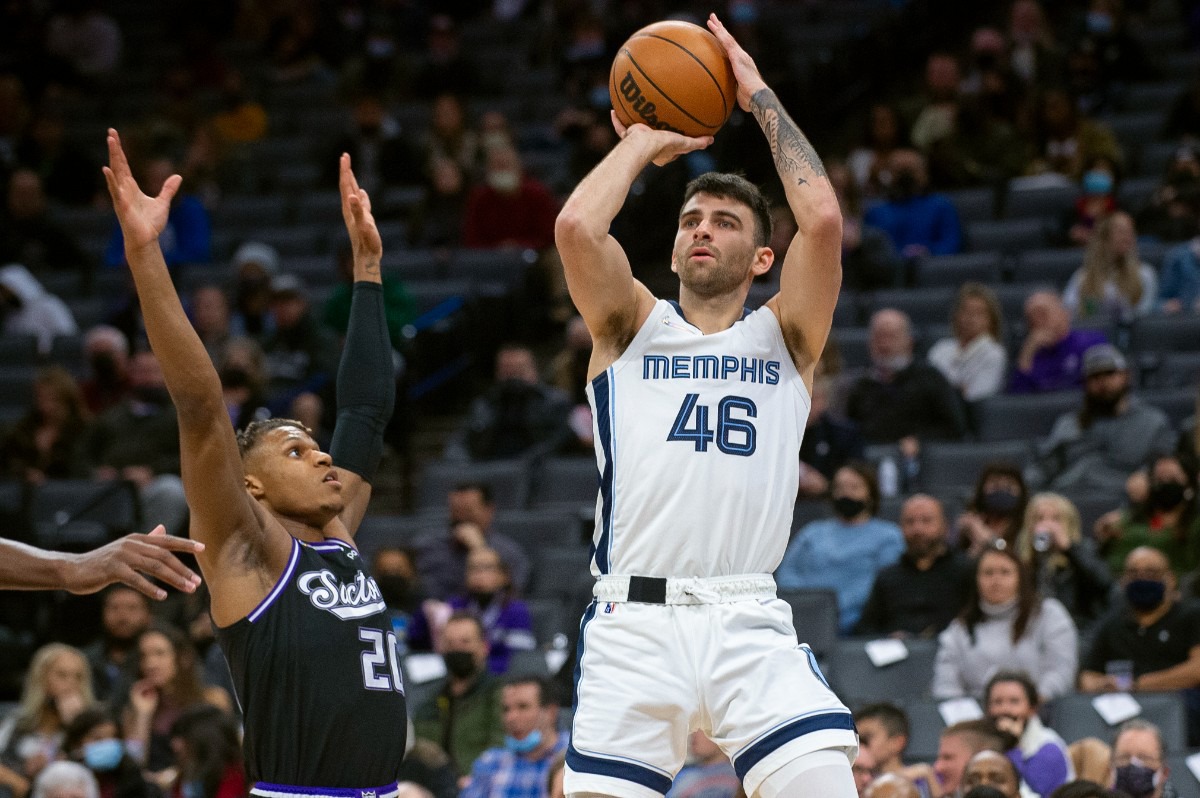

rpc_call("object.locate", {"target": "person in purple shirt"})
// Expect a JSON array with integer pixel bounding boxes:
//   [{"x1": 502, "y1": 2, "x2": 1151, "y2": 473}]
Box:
[
  {"x1": 1010, "y1": 291, "x2": 1108, "y2": 394},
  {"x1": 409, "y1": 546, "x2": 536, "y2": 674},
  {"x1": 984, "y1": 671, "x2": 1072, "y2": 798},
  {"x1": 104, "y1": 156, "x2": 211, "y2": 268},
  {"x1": 863, "y1": 149, "x2": 963, "y2": 258}
]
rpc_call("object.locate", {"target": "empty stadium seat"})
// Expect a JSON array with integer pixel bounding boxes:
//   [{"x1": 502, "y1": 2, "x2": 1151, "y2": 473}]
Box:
[
  {"x1": 920, "y1": 441, "x2": 1033, "y2": 492},
  {"x1": 1047, "y1": 692, "x2": 1187, "y2": 752},
  {"x1": 777, "y1": 588, "x2": 839, "y2": 660},
  {"x1": 1166, "y1": 753, "x2": 1200, "y2": 798},
  {"x1": 829, "y1": 327, "x2": 871, "y2": 369},
  {"x1": 529, "y1": 457, "x2": 599, "y2": 510},
  {"x1": 946, "y1": 187, "x2": 998, "y2": 224},
  {"x1": 1007, "y1": 248, "x2": 1085, "y2": 289},
  {"x1": 530, "y1": 547, "x2": 593, "y2": 605},
  {"x1": 417, "y1": 459, "x2": 531, "y2": 511},
  {"x1": 1002, "y1": 183, "x2": 1079, "y2": 221},
  {"x1": 1132, "y1": 316, "x2": 1200, "y2": 353},
  {"x1": 30, "y1": 479, "x2": 141, "y2": 549},
  {"x1": 915, "y1": 252, "x2": 1001, "y2": 288},
  {"x1": 491, "y1": 508, "x2": 583, "y2": 551},
  {"x1": 967, "y1": 218, "x2": 1050, "y2": 253},
  {"x1": 974, "y1": 392, "x2": 1079, "y2": 442},
  {"x1": 863, "y1": 288, "x2": 956, "y2": 326},
  {"x1": 898, "y1": 698, "x2": 948, "y2": 763},
  {"x1": 1141, "y1": 386, "x2": 1198, "y2": 426},
  {"x1": 1141, "y1": 351, "x2": 1200, "y2": 389},
  {"x1": 826, "y1": 637, "x2": 939, "y2": 704}
]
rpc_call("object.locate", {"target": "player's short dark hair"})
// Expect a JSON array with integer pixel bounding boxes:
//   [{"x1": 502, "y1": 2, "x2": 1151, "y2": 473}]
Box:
[
  {"x1": 682, "y1": 172, "x2": 774, "y2": 248},
  {"x1": 504, "y1": 675, "x2": 555, "y2": 707},
  {"x1": 236, "y1": 417, "x2": 311, "y2": 459},
  {"x1": 452, "y1": 481, "x2": 494, "y2": 505},
  {"x1": 856, "y1": 702, "x2": 909, "y2": 739},
  {"x1": 984, "y1": 670, "x2": 1039, "y2": 708}
]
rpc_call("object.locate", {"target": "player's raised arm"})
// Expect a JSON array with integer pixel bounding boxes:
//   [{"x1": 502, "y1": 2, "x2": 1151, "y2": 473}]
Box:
[
  {"x1": 101, "y1": 130, "x2": 263, "y2": 573},
  {"x1": 709, "y1": 14, "x2": 842, "y2": 384},
  {"x1": 555, "y1": 116, "x2": 711, "y2": 373},
  {"x1": 328, "y1": 154, "x2": 394, "y2": 537}
]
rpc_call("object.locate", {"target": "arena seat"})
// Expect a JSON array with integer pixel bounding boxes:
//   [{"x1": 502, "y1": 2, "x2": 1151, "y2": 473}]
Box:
[
  {"x1": 417, "y1": 458, "x2": 531, "y2": 511},
  {"x1": 914, "y1": 252, "x2": 1001, "y2": 289},
  {"x1": 1132, "y1": 316, "x2": 1200, "y2": 353},
  {"x1": 1047, "y1": 691, "x2": 1187, "y2": 752},
  {"x1": 528, "y1": 457, "x2": 599, "y2": 511},
  {"x1": 827, "y1": 637, "x2": 939, "y2": 705},
  {"x1": 974, "y1": 392, "x2": 1079, "y2": 442},
  {"x1": 30, "y1": 479, "x2": 141, "y2": 549},
  {"x1": 491, "y1": 508, "x2": 583, "y2": 551},
  {"x1": 967, "y1": 218, "x2": 1050, "y2": 253},
  {"x1": 777, "y1": 588, "x2": 839, "y2": 660},
  {"x1": 1166, "y1": 753, "x2": 1200, "y2": 798},
  {"x1": 1002, "y1": 183, "x2": 1079, "y2": 221},
  {"x1": 919, "y1": 440, "x2": 1032, "y2": 492},
  {"x1": 1007, "y1": 248, "x2": 1085, "y2": 289}
]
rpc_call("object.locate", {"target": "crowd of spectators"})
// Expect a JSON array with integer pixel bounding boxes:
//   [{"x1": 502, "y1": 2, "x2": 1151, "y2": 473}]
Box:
[{"x1": 2, "y1": 0, "x2": 1200, "y2": 797}]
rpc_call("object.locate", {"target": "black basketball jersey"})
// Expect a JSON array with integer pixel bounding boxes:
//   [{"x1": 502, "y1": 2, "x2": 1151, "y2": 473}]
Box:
[{"x1": 216, "y1": 537, "x2": 407, "y2": 787}]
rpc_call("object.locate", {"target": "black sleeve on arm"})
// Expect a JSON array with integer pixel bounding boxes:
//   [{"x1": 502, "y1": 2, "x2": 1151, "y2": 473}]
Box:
[{"x1": 329, "y1": 282, "x2": 395, "y2": 482}]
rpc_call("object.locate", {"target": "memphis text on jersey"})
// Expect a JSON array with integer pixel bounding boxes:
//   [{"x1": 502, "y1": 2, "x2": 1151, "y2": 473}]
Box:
[
  {"x1": 297, "y1": 568, "x2": 386, "y2": 620},
  {"x1": 642, "y1": 354, "x2": 782, "y2": 385}
]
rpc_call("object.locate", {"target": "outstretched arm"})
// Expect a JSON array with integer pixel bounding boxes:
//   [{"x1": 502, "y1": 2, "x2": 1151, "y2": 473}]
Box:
[
  {"x1": 555, "y1": 116, "x2": 711, "y2": 378},
  {"x1": 709, "y1": 14, "x2": 841, "y2": 385},
  {"x1": 329, "y1": 155, "x2": 394, "y2": 537},
  {"x1": 102, "y1": 130, "x2": 267, "y2": 596},
  {"x1": 0, "y1": 526, "x2": 202, "y2": 599}
]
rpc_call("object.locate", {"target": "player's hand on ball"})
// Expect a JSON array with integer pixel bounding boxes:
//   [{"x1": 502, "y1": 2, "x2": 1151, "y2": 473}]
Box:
[
  {"x1": 707, "y1": 13, "x2": 767, "y2": 112},
  {"x1": 610, "y1": 113, "x2": 713, "y2": 167}
]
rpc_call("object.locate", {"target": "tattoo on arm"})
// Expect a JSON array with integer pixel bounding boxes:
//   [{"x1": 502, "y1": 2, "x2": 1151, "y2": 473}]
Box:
[{"x1": 749, "y1": 89, "x2": 826, "y2": 187}]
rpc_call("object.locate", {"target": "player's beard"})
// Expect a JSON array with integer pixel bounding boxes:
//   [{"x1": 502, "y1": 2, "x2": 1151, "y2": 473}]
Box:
[{"x1": 674, "y1": 246, "x2": 750, "y2": 298}]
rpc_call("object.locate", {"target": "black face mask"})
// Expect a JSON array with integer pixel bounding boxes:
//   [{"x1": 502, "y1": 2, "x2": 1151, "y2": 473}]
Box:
[
  {"x1": 1149, "y1": 481, "x2": 1188, "y2": 511},
  {"x1": 469, "y1": 590, "x2": 497, "y2": 607},
  {"x1": 1113, "y1": 762, "x2": 1158, "y2": 797},
  {"x1": 442, "y1": 651, "x2": 478, "y2": 680},
  {"x1": 90, "y1": 353, "x2": 120, "y2": 384},
  {"x1": 832, "y1": 496, "x2": 868, "y2": 520},
  {"x1": 980, "y1": 490, "x2": 1020, "y2": 515},
  {"x1": 375, "y1": 575, "x2": 412, "y2": 608},
  {"x1": 1125, "y1": 579, "x2": 1167, "y2": 611}
]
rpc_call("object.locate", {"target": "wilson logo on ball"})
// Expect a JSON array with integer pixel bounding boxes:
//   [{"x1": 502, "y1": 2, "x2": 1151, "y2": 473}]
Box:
[{"x1": 618, "y1": 72, "x2": 685, "y2": 134}]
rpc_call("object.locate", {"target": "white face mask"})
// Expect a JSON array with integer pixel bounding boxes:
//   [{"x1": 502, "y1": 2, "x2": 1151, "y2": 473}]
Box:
[{"x1": 486, "y1": 170, "x2": 520, "y2": 193}]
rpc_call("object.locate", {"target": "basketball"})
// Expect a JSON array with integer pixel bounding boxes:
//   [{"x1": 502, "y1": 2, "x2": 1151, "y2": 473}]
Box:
[{"x1": 609, "y1": 20, "x2": 737, "y2": 139}]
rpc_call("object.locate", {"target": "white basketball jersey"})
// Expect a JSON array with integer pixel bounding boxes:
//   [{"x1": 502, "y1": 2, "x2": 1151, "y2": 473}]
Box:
[{"x1": 585, "y1": 299, "x2": 810, "y2": 578}]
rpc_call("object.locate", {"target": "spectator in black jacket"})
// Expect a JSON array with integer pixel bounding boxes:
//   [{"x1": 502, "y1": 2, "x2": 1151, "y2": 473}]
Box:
[
  {"x1": 857, "y1": 494, "x2": 974, "y2": 638},
  {"x1": 845, "y1": 308, "x2": 968, "y2": 445}
]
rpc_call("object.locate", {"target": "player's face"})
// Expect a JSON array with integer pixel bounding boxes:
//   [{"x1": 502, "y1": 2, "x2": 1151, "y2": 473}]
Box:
[
  {"x1": 138, "y1": 631, "x2": 176, "y2": 687},
  {"x1": 977, "y1": 551, "x2": 1020, "y2": 605},
  {"x1": 44, "y1": 652, "x2": 87, "y2": 700},
  {"x1": 673, "y1": 193, "x2": 767, "y2": 298},
  {"x1": 501, "y1": 683, "x2": 546, "y2": 740},
  {"x1": 933, "y1": 734, "x2": 972, "y2": 792},
  {"x1": 986, "y1": 681, "x2": 1034, "y2": 722},
  {"x1": 249, "y1": 426, "x2": 344, "y2": 526}
]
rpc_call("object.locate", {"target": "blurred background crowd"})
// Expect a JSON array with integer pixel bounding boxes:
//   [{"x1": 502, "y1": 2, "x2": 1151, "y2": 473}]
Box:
[{"x1": 4, "y1": 0, "x2": 1200, "y2": 797}]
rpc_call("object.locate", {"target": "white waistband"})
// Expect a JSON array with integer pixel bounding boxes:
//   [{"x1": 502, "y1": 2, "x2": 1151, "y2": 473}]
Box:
[
  {"x1": 593, "y1": 574, "x2": 776, "y2": 604},
  {"x1": 251, "y1": 785, "x2": 399, "y2": 798}
]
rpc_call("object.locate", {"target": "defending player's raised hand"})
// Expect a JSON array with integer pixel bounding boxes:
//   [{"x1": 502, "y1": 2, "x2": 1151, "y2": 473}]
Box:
[
  {"x1": 339, "y1": 153, "x2": 382, "y2": 281},
  {"x1": 69, "y1": 524, "x2": 204, "y2": 600},
  {"x1": 609, "y1": 111, "x2": 713, "y2": 167},
  {"x1": 707, "y1": 13, "x2": 767, "y2": 112},
  {"x1": 102, "y1": 129, "x2": 181, "y2": 253}
]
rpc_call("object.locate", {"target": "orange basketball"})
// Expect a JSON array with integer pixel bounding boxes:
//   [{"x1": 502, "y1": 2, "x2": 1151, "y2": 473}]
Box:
[{"x1": 609, "y1": 20, "x2": 737, "y2": 139}]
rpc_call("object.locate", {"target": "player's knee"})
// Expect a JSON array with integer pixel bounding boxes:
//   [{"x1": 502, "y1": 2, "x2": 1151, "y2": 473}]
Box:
[{"x1": 755, "y1": 747, "x2": 856, "y2": 798}]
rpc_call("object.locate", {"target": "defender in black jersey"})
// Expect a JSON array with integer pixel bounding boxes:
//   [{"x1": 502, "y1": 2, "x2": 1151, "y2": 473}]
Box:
[{"x1": 104, "y1": 130, "x2": 405, "y2": 796}]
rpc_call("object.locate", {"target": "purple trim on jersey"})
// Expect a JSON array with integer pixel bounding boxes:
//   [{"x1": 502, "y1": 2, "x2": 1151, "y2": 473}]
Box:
[
  {"x1": 248, "y1": 538, "x2": 301, "y2": 623},
  {"x1": 306, "y1": 538, "x2": 357, "y2": 553},
  {"x1": 250, "y1": 781, "x2": 399, "y2": 798}
]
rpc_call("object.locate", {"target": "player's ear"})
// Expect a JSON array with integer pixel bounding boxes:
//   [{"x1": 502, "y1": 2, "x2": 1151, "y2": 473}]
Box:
[
  {"x1": 751, "y1": 246, "x2": 774, "y2": 276},
  {"x1": 245, "y1": 473, "x2": 266, "y2": 498}
]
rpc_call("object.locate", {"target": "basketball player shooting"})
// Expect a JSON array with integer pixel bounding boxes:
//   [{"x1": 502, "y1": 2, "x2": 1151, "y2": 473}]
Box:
[
  {"x1": 103, "y1": 130, "x2": 406, "y2": 795},
  {"x1": 554, "y1": 15, "x2": 856, "y2": 798}
]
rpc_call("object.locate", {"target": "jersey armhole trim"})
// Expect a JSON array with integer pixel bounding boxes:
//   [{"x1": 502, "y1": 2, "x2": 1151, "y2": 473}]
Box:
[
  {"x1": 247, "y1": 537, "x2": 302, "y2": 624},
  {"x1": 609, "y1": 300, "x2": 672, "y2": 377},
  {"x1": 755, "y1": 305, "x2": 811, "y2": 410}
]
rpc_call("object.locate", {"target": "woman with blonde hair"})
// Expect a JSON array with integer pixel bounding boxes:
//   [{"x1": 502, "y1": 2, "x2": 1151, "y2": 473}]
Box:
[
  {"x1": 0, "y1": 643, "x2": 95, "y2": 777},
  {"x1": 928, "y1": 282, "x2": 1008, "y2": 403},
  {"x1": 1015, "y1": 492, "x2": 1113, "y2": 630},
  {"x1": 1063, "y1": 211, "x2": 1157, "y2": 323}
]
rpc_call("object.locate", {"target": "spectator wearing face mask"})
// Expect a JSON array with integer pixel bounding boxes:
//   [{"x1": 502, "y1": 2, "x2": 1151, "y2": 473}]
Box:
[
  {"x1": 955, "y1": 463, "x2": 1029, "y2": 559},
  {"x1": 1062, "y1": 157, "x2": 1120, "y2": 247},
  {"x1": 1108, "y1": 719, "x2": 1178, "y2": 798},
  {"x1": 1081, "y1": 549, "x2": 1200, "y2": 734},
  {"x1": 1016, "y1": 493, "x2": 1114, "y2": 632},
  {"x1": 1095, "y1": 453, "x2": 1200, "y2": 577},
  {"x1": 412, "y1": 613, "x2": 505, "y2": 781},
  {"x1": 61, "y1": 707, "x2": 155, "y2": 798},
  {"x1": 463, "y1": 143, "x2": 558, "y2": 251},
  {"x1": 460, "y1": 677, "x2": 565, "y2": 798},
  {"x1": 1025, "y1": 344, "x2": 1175, "y2": 496},
  {"x1": 1137, "y1": 144, "x2": 1200, "y2": 246},
  {"x1": 776, "y1": 463, "x2": 904, "y2": 634},
  {"x1": 863, "y1": 148, "x2": 963, "y2": 259}
]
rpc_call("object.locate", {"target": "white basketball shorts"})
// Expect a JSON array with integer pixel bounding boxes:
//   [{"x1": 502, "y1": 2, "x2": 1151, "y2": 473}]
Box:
[{"x1": 564, "y1": 575, "x2": 858, "y2": 798}]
